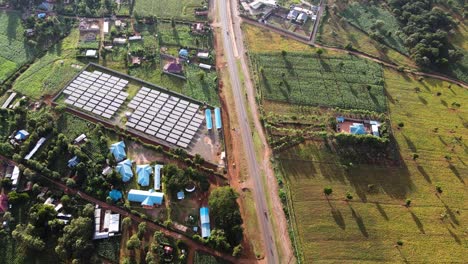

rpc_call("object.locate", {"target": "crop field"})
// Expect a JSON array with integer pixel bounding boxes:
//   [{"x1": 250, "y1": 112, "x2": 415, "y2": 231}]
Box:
[
  {"x1": 134, "y1": 0, "x2": 207, "y2": 20},
  {"x1": 252, "y1": 52, "x2": 387, "y2": 112},
  {"x1": 341, "y1": 2, "x2": 407, "y2": 54},
  {"x1": 157, "y1": 22, "x2": 212, "y2": 50},
  {"x1": 0, "y1": 11, "x2": 37, "y2": 83},
  {"x1": 185, "y1": 65, "x2": 219, "y2": 106},
  {"x1": 278, "y1": 71, "x2": 467, "y2": 263},
  {"x1": 13, "y1": 29, "x2": 83, "y2": 99}
]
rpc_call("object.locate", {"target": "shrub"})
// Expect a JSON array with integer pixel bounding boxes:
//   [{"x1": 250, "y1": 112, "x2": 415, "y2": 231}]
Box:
[{"x1": 323, "y1": 187, "x2": 333, "y2": 196}]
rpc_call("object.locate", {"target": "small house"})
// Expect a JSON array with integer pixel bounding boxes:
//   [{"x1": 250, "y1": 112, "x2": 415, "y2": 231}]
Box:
[
  {"x1": 195, "y1": 10, "x2": 209, "y2": 16},
  {"x1": 179, "y1": 49, "x2": 189, "y2": 58},
  {"x1": 67, "y1": 156, "x2": 79, "y2": 168},
  {"x1": 177, "y1": 191, "x2": 185, "y2": 200},
  {"x1": 163, "y1": 61, "x2": 183, "y2": 74},
  {"x1": 296, "y1": 13, "x2": 308, "y2": 24},
  {"x1": 113, "y1": 38, "x2": 127, "y2": 45},
  {"x1": 287, "y1": 9, "x2": 299, "y2": 20},
  {"x1": 197, "y1": 52, "x2": 209, "y2": 59},
  {"x1": 350, "y1": 123, "x2": 366, "y2": 135},
  {"x1": 199, "y1": 63, "x2": 212, "y2": 70},
  {"x1": 154, "y1": 164, "x2": 163, "y2": 190},
  {"x1": 25, "y1": 29, "x2": 35, "y2": 37},
  {"x1": 116, "y1": 159, "x2": 133, "y2": 182},
  {"x1": 128, "y1": 35, "x2": 142, "y2": 41},
  {"x1": 110, "y1": 141, "x2": 126, "y2": 161},
  {"x1": 14, "y1": 130, "x2": 29, "y2": 141},
  {"x1": 136, "y1": 164, "x2": 152, "y2": 187},
  {"x1": 11, "y1": 166, "x2": 20, "y2": 187},
  {"x1": 85, "y1": 49, "x2": 98, "y2": 58},
  {"x1": 103, "y1": 21, "x2": 109, "y2": 34},
  {"x1": 37, "y1": 13, "x2": 46, "y2": 19},
  {"x1": 73, "y1": 134, "x2": 87, "y2": 144}
]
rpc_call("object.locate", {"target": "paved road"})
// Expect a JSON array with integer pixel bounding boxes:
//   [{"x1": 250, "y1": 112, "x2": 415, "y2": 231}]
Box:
[
  {"x1": 310, "y1": 0, "x2": 325, "y2": 44},
  {"x1": 217, "y1": 0, "x2": 279, "y2": 263}
]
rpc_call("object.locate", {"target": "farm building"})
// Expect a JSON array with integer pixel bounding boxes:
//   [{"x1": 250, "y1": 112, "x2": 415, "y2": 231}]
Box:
[
  {"x1": 199, "y1": 63, "x2": 212, "y2": 70},
  {"x1": 154, "y1": 164, "x2": 163, "y2": 190},
  {"x1": 85, "y1": 50, "x2": 98, "y2": 58},
  {"x1": 250, "y1": 0, "x2": 277, "y2": 10},
  {"x1": 336, "y1": 117, "x2": 382, "y2": 137},
  {"x1": 137, "y1": 164, "x2": 152, "y2": 186},
  {"x1": 109, "y1": 189, "x2": 123, "y2": 202},
  {"x1": 73, "y1": 134, "x2": 87, "y2": 144},
  {"x1": 1, "y1": 92, "x2": 17, "y2": 109},
  {"x1": 110, "y1": 141, "x2": 126, "y2": 161},
  {"x1": 24, "y1": 137, "x2": 46, "y2": 160},
  {"x1": 163, "y1": 61, "x2": 183, "y2": 74},
  {"x1": 116, "y1": 159, "x2": 133, "y2": 182},
  {"x1": 103, "y1": 21, "x2": 109, "y2": 34},
  {"x1": 128, "y1": 189, "x2": 164, "y2": 207},
  {"x1": 10, "y1": 166, "x2": 20, "y2": 186},
  {"x1": 197, "y1": 52, "x2": 209, "y2": 59},
  {"x1": 113, "y1": 38, "x2": 127, "y2": 45},
  {"x1": 200, "y1": 207, "x2": 211, "y2": 238},
  {"x1": 14, "y1": 130, "x2": 29, "y2": 141},
  {"x1": 67, "y1": 156, "x2": 79, "y2": 168},
  {"x1": 205, "y1": 109, "x2": 213, "y2": 130},
  {"x1": 214, "y1": 107, "x2": 222, "y2": 129}
]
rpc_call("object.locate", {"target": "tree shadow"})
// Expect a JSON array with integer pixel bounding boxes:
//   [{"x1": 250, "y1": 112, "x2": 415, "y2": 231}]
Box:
[
  {"x1": 442, "y1": 202, "x2": 460, "y2": 226},
  {"x1": 441, "y1": 99, "x2": 448, "y2": 107},
  {"x1": 447, "y1": 228, "x2": 462, "y2": 245},
  {"x1": 375, "y1": 202, "x2": 389, "y2": 221},
  {"x1": 403, "y1": 135, "x2": 417, "y2": 153},
  {"x1": 417, "y1": 95, "x2": 427, "y2": 105},
  {"x1": 7, "y1": 11, "x2": 19, "y2": 44},
  {"x1": 282, "y1": 55, "x2": 295, "y2": 75},
  {"x1": 331, "y1": 206, "x2": 346, "y2": 230},
  {"x1": 350, "y1": 206, "x2": 369, "y2": 238},
  {"x1": 416, "y1": 165, "x2": 431, "y2": 183},
  {"x1": 409, "y1": 211, "x2": 425, "y2": 234},
  {"x1": 448, "y1": 164, "x2": 465, "y2": 184},
  {"x1": 438, "y1": 135, "x2": 447, "y2": 146}
]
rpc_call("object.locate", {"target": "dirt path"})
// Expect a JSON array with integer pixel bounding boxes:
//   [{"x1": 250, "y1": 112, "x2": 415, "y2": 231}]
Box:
[{"x1": 241, "y1": 18, "x2": 468, "y2": 89}]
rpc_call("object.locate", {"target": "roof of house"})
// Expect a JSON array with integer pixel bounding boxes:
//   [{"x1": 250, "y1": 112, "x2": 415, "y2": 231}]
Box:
[
  {"x1": 128, "y1": 189, "x2": 164, "y2": 206},
  {"x1": 110, "y1": 141, "x2": 126, "y2": 161},
  {"x1": 67, "y1": 156, "x2": 79, "y2": 168},
  {"x1": 179, "y1": 49, "x2": 189, "y2": 57},
  {"x1": 15, "y1": 130, "x2": 29, "y2": 141},
  {"x1": 164, "y1": 62, "x2": 183, "y2": 73},
  {"x1": 136, "y1": 164, "x2": 152, "y2": 186},
  {"x1": 116, "y1": 159, "x2": 133, "y2": 182},
  {"x1": 86, "y1": 49, "x2": 97, "y2": 57},
  {"x1": 297, "y1": 12, "x2": 308, "y2": 21},
  {"x1": 200, "y1": 207, "x2": 211, "y2": 238},
  {"x1": 109, "y1": 189, "x2": 123, "y2": 201},
  {"x1": 154, "y1": 164, "x2": 163, "y2": 190},
  {"x1": 197, "y1": 52, "x2": 209, "y2": 59},
  {"x1": 350, "y1": 123, "x2": 366, "y2": 135},
  {"x1": 177, "y1": 191, "x2": 185, "y2": 200}
]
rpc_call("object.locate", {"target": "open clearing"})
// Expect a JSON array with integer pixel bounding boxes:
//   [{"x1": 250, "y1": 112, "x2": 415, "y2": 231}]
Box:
[
  {"x1": 277, "y1": 70, "x2": 467, "y2": 263},
  {"x1": 134, "y1": 0, "x2": 207, "y2": 21},
  {"x1": 0, "y1": 11, "x2": 37, "y2": 83},
  {"x1": 251, "y1": 52, "x2": 387, "y2": 112}
]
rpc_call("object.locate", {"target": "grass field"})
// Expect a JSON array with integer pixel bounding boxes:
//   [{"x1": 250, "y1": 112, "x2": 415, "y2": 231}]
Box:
[
  {"x1": 134, "y1": 0, "x2": 207, "y2": 20},
  {"x1": 317, "y1": 0, "x2": 415, "y2": 68},
  {"x1": 13, "y1": 29, "x2": 83, "y2": 99},
  {"x1": 341, "y1": 2, "x2": 407, "y2": 54},
  {"x1": 252, "y1": 52, "x2": 387, "y2": 112},
  {"x1": 277, "y1": 70, "x2": 467, "y2": 263},
  {"x1": 0, "y1": 11, "x2": 37, "y2": 83},
  {"x1": 157, "y1": 22, "x2": 213, "y2": 50}
]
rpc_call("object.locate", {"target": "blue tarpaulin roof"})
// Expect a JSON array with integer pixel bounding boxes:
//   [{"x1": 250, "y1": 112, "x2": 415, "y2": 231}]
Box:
[
  {"x1": 214, "y1": 107, "x2": 222, "y2": 129},
  {"x1": 179, "y1": 49, "x2": 189, "y2": 57},
  {"x1": 67, "y1": 156, "x2": 79, "y2": 168},
  {"x1": 350, "y1": 123, "x2": 366, "y2": 135},
  {"x1": 200, "y1": 207, "x2": 210, "y2": 238},
  {"x1": 15, "y1": 130, "x2": 29, "y2": 140},
  {"x1": 37, "y1": 13, "x2": 46, "y2": 19},
  {"x1": 177, "y1": 191, "x2": 185, "y2": 200},
  {"x1": 205, "y1": 109, "x2": 212, "y2": 130},
  {"x1": 110, "y1": 141, "x2": 126, "y2": 161},
  {"x1": 116, "y1": 159, "x2": 133, "y2": 182},
  {"x1": 336, "y1": 116, "x2": 345, "y2": 123},
  {"x1": 136, "y1": 164, "x2": 151, "y2": 186},
  {"x1": 109, "y1": 189, "x2": 123, "y2": 201}
]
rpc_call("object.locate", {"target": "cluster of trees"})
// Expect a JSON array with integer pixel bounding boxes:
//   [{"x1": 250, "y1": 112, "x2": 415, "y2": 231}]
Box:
[
  {"x1": 206, "y1": 187, "x2": 243, "y2": 253},
  {"x1": 23, "y1": 16, "x2": 74, "y2": 48},
  {"x1": 162, "y1": 164, "x2": 210, "y2": 197},
  {"x1": 57, "y1": 0, "x2": 118, "y2": 17},
  {"x1": 389, "y1": 0, "x2": 464, "y2": 67}
]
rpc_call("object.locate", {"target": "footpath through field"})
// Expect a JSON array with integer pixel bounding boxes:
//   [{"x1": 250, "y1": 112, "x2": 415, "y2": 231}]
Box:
[{"x1": 0, "y1": 155, "x2": 240, "y2": 263}]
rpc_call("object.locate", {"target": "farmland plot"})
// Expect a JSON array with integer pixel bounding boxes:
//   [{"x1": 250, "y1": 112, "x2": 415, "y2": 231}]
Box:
[
  {"x1": 0, "y1": 11, "x2": 37, "y2": 83},
  {"x1": 134, "y1": 0, "x2": 207, "y2": 20},
  {"x1": 157, "y1": 22, "x2": 212, "y2": 49},
  {"x1": 253, "y1": 52, "x2": 387, "y2": 112}
]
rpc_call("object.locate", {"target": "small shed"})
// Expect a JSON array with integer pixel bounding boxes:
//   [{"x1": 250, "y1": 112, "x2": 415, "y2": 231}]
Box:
[
  {"x1": 179, "y1": 49, "x2": 189, "y2": 58},
  {"x1": 197, "y1": 52, "x2": 209, "y2": 59},
  {"x1": 116, "y1": 159, "x2": 133, "y2": 182},
  {"x1": 113, "y1": 38, "x2": 127, "y2": 45},
  {"x1": 200, "y1": 207, "x2": 211, "y2": 238},
  {"x1": 164, "y1": 61, "x2": 183, "y2": 74},
  {"x1": 199, "y1": 63, "x2": 212, "y2": 70},
  {"x1": 177, "y1": 191, "x2": 185, "y2": 200},
  {"x1": 110, "y1": 141, "x2": 126, "y2": 161},
  {"x1": 37, "y1": 13, "x2": 46, "y2": 19},
  {"x1": 136, "y1": 164, "x2": 152, "y2": 187},
  {"x1": 15, "y1": 130, "x2": 29, "y2": 141},
  {"x1": 67, "y1": 156, "x2": 79, "y2": 168},
  {"x1": 85, "y1": 50, "x2": 98, "y2": 58}
]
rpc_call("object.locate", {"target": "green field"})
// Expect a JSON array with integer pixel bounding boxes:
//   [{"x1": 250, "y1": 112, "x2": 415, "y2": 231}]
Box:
[
  {"x1": 157, "y1": 22, "x2": 213, "y2": 50},
  {"x1": 0, "y1": 11, "x2": 37, "y2": 83},
  {"x1": 13, "y1": 29, "x2": 83, "y2": 99},
  {"x1": 134, "y1": 0, "x2": 207, "y2": 20},
  {"x1": 341, "y1": 2, "x2": 407, "y2": 54},
  {"x1": 278, "y1": 70, "x2": 467, "y2": 263},
  {"x1": 252, "y1": 52, "x2": 386, "y2": 112}
]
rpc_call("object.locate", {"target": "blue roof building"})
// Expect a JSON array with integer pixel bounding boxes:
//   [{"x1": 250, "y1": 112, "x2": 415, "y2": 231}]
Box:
[
  {"x1": 214, "y1": 107, "x2": 222, "y2": 129},
  {"x1": 109, "y1": 189, "x2": 123, "y2": 201},
  {"x1": 136, "y1": 164, "x2": 152, "y2": 186},
  {"x1": 110, "y1": 141, "x2": 126, "y2": 161},
  {"x1": 336, "y1": 116, "x2": 345, "y2": 123},
  {"x1": 177, "y1": 191, "x2": 185, "y2": 200},
  {"x1": 67, "y1": 156, "x2": 79, "y2": 168},
  {"x1": 179, "y1": 49, "x2": 189, "y2": 58},
  {"x1": 350, "y1": 123, "x2": 366, "y2": 135},
  {"x1": 205, "y1": 109, "x2": 213, "y2": 130},
  {"x1": 154, "y1": 164, "x2": 163, "y2": 190},
  {"x1": 15, "y1": 130, "x2": 29, "y2": 141},
  {"x1": 37, "y1": 13, "x2": 46, "y2": 19},
  {"x1": 200, "y1": 207, "x2": 211, "y2": 238},
  {"x1": 116, "y1": 159, "x2": 133, "y2": 182},
  {"x1": 128, "y1": 189, "x2": 164, "y2": 207}
]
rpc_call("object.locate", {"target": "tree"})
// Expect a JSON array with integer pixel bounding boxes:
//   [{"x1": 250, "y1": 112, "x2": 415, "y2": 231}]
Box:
[
  {"x1": 12, "y1": 224, "x2": 45, "y2": 251},
  {"x1": 122, "y1": 216, "x2": 132, "y2": 228},
  {"x1": 316, "y1": 48, "x2": 324, "y2": 56},
  {"x1": 232, "y1": 244, "x2": 243, "y2": 257},
  {"x1": 29, "y1": 203, "x2": 57, "y2": 229},
  {"x1": 8, "y1": 191, "x2": 29, "y2": 204},
  {"x1": 206, "y1": 229, "x2": 231, "y2": 251},
  {"x1": 55, "y1": 217, "x2": 94, "y2": 261},
  {"x1": 405, "y1": 199, "x2": 412, "y2": 207},
  {"x1": 137, "y1": 222, "x2": 147, "y2": 239},
  {"x1": 324, "y1": 187, "x2": 333, "y2": 196},
  {"x1": 435, "y1": 185, "x2": 443, "y2": 194},
  {"x1": 209, "y1": 187, "x2": 243, "y2": 247},
  {"x1": 126, "y1": 234, "x2": 141, "y2": 250},
  {"x1": 345, "y1": 192, "x2": 353, "y2": 201}
]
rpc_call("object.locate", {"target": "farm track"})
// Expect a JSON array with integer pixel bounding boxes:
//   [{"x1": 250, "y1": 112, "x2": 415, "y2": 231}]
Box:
[
  {"x1": 0, "y1": 155, "x2": 241, "y2": 263},
  {"x1": 240, "y1": 18, "x2": 468, "y2": 89}
]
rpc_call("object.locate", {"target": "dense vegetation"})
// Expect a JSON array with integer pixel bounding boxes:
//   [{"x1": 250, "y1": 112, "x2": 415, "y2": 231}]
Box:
[
  {"x1": 252, "y1": 52, "x2": 387, "y2": 112},
  {"x1": 134, "y1": 0, "x2": 208, "y2": 21},
  {"x1": 389, "y1": 0, "x2": 463, "y2": 67}
]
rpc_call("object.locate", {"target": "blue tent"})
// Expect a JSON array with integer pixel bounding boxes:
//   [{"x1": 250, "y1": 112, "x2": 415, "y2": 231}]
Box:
[
  {"x1": 200, "y1": 207, "x2": 211, "y2": 238},
  {"x1": 37, "y1": 13, "x2": 46, "y2": 19},
  {"x1": 128, "y1": 189, "x2": 164, "y2": 207},
  {"x1": 179, "y1": 49, "x2": 189, "y2": 58},
  {"x1": 110, "y1": 141, "x2": 126, "y2": 161},
  {"x1": 109, "y1": 189, "x2": 123, "y2": 201},
  {"x1": 67, "y1": 156, "x2": 79, "y2": 168},
  {"x1": 116, "y1": 159, "x2": 133, "y2": 182},
  {"x1": 350, "y1": 123, "x2": 366, "y2": 135},
  {"x1": 136, "y1": 164, "x2": 151, "y2": 186}
]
